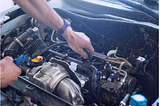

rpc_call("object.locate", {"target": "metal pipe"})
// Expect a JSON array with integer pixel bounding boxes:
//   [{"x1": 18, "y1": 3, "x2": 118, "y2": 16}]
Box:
[
  {"x1": 106, "y1": 57, "x2": 132, "y2": 67},
  {"x1": 118, "y1": 62, "x2": 125, "y2": 72},
  {"x1": 105, "y1": 59, "x2": 123, "y2": 64},
  {"x1": 120, "y1": 93, "x2": 131, "y2": 106}
]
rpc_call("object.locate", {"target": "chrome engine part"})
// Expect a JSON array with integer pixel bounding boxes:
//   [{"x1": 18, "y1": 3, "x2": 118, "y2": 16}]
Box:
[
  {"x1": 27, "y1": 62, "x2": 84, "y2": 105},
  {"x1": 56, "y1": 78, "x2": 84, "y2": 105},
  {"x1": 28, "y1": 62, "x2": 69, "y2": 92}
]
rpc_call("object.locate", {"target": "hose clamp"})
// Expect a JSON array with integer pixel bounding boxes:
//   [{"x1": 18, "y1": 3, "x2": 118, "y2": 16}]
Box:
[{"x1": 15, "y1": 38, "x2": 24, "y2": 47}]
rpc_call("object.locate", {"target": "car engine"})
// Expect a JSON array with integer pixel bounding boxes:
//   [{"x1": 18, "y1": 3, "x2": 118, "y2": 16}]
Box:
[{"x1": 0, "y1": 1, "x2": 158, "y2": 106}]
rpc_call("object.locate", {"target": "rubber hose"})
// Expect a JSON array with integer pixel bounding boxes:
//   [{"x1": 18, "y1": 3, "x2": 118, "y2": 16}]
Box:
[{"x1": 4, "y1": 28, "x2": 35, "y2": 58}]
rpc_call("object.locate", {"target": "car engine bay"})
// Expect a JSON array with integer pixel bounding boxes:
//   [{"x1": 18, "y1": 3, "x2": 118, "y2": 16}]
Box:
[{"x1": 0, "y1": 0, "x2": 159, "y2": 106}]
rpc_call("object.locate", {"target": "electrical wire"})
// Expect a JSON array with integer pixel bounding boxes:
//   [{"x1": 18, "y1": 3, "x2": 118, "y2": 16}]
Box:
[
  {"x1": 31, "y1": 41, "x2": 68, "y2": 58},
  {"x1": 96, "y1": 72, "x2": 102, "y2": 106},
  {"x1": 143, "y1": 50, "x2": 157, "y2": 85},
  {"x1": 51, "y1": 30, "x2": 59, "y2": 43}
]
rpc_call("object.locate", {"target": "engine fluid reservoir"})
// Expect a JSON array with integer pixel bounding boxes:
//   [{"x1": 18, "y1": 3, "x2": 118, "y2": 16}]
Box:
[{"x1": 129, "y1": 94, "x2": 147, "y2": 106}]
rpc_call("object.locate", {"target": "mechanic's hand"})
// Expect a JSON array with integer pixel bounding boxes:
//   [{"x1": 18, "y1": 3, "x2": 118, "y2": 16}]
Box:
[
  {"x1": 62, "y1": 27, "x2": 94, "y2": 59},
  {"x1": 0, "y1": 57, "x2": 21, "y2": 88}
]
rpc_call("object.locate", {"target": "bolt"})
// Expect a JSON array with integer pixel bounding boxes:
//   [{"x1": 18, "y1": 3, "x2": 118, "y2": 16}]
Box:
[
  {"x1": 77, "y1": 97, "x2": 81, "y2": 102},
  {"x1": 51, "y1": 63, "x2": 57, "y2": 67}
]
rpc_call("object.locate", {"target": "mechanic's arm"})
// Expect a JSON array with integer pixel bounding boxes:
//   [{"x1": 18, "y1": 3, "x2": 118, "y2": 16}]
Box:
[
  {"x1": 0, "y1": 57, "x2": 21, "y2": 88},
  {"x1": 13, "y1": 0, "x2": 94, "y2": 58}
]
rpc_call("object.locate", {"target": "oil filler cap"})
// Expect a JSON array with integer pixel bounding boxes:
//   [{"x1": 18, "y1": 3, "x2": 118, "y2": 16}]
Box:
[
  {"x1": 129, "y1": 94, "x2": 147, "y2": 106},
  {"x1": 30, "y1": 56, "x2": 45, "y2": 67},
  {"x1": 31, "y1": 56, "x2": 43, "y2": 62}
]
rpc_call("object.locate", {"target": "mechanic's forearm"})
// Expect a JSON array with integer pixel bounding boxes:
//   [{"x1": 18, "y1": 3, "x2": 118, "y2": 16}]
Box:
[
  {"x1": 13, "y1": 0, "x2": 94, "y2": 58},
  {"x1": 13, "y1": 0, "x2": 63, "y2": 31}
]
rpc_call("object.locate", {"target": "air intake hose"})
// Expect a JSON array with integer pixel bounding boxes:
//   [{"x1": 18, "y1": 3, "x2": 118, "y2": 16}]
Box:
[{"x1": 4, "y1": 28, "x2": 37, "y2": 59}]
